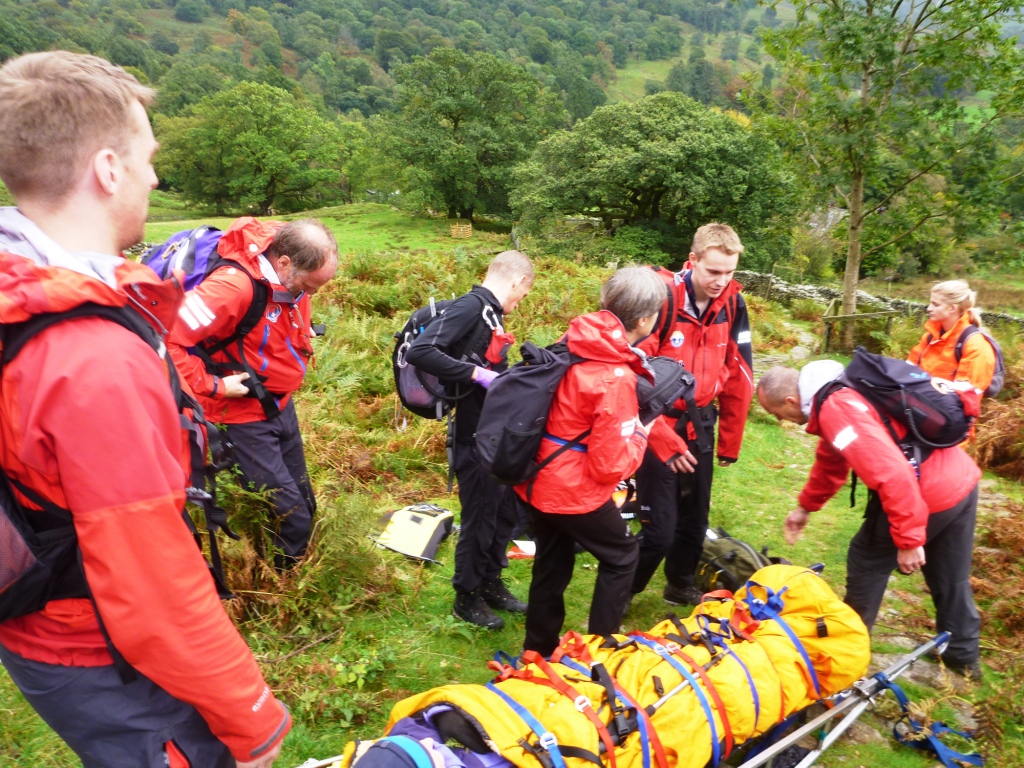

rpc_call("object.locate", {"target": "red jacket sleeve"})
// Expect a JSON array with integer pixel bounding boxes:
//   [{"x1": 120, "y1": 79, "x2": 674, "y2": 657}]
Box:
[
  {"x1": 646, "y1": 415, "x2": 690, "y2": 463},
  {"x1": 167, "y1": 269, "x2": 256, "y2": 398},
  {"x1": 716, "y1": 297, "x2": 754, "y2": 462},
  {"x1": 584, "y1": 374, "x2": 648, "y2": 485},
  {"x1": 799, "y1": 390, "x2": 929, "y2": 549},
  {"x1": 21, "y1": 319, "x2": 290, "y2": 761}
]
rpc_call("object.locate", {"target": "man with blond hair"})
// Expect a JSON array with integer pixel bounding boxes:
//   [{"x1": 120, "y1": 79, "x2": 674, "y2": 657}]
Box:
[
  {"x1": 631, "y1": 223, "x2": 754, "y2": 606},
  {"x1": 0, "y1": 52, "x2": 289, "y2": 767},
  {"x1": 406, "y1": 250, "x2": 533, "y2": 629}
]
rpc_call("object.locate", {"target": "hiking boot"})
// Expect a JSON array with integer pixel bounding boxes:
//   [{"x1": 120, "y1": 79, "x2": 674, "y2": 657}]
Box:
[
  {"x1": 663, "y1": 584, "x2": 705, "y2": 607},
  {"x1": 453, "y1": 591, "x2": 504, "y2": 630},
  {"x1": 480, "y1": 578, "x2": 527, "y2": 613},
  {"x1": 945, "y1": 658, "x2": 983, "y2": 681}
]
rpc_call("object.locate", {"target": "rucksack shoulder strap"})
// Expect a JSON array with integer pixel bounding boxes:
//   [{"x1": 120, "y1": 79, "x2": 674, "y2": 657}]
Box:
[{"x1": 953, "y1": 325, "x2": 980, "y2": 362}]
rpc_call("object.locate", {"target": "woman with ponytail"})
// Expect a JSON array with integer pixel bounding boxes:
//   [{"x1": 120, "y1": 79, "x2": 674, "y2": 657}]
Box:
[{"x1": 908, "y1": 280, "x2": 996, "y2": 395}]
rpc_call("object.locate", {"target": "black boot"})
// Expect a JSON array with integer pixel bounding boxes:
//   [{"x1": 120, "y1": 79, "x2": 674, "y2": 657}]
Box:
[
  {"x1": 480, "y1": 577, "x2": 527, "y2": 613},
  {"x1": 453, "y1": 590, "x2": 504, "y2": 630}
]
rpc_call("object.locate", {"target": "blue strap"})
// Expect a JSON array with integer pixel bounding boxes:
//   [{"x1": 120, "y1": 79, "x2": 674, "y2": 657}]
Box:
[
  {"x1": 379, "y1": 735, "x2": 435, "y2": 768},
  {"x1": 485, "y1": 682, "x2": 567, "y2": 768},
  {"x1": 543, "y1": 433, "x2": 588, "y2": 452},
  {"x1": 632, "y1": 636, "x2": 721, "y2": 767},
  {"x1": 874, "y1": 675, "x2": 984, "y2": 767},
  {"x1": 556, "y1": 657, "x2": 651, "y2": 768},
  {"x1": 745, "y1": 582, "x2": 822, "y2": 697}
]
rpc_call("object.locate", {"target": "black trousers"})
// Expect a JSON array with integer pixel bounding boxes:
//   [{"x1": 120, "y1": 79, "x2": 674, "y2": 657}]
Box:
[
  {"x1": 224, "y1": 399, "x2": 316, "y2": 560},
  {"x1": 0, "y1": 645, "x2": 232, "y2": 768},
  {"x1": 522, "y1": 498, "x2": 638, "y2": 657},
  {"x1": 451, "y1": 443, "x2": 518, "y2": 594},
  {"x1": 631, "y1": 430, "x2": 716, "y2": 594},
  {"x1": 844, "y1": 485, "x2": 981, "y2": 666}
]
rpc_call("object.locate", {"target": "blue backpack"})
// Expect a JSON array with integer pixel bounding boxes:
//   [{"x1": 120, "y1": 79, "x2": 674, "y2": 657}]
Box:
[{"x1": 142, "y1": 226, "x2": 279, "y2": 417}]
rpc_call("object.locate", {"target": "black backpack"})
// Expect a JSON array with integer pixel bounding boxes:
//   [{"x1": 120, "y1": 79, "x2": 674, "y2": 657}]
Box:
[
  {"x1": 392, "y1": 295, "x2": 491, "y2": 420},
  {"x1": 475, "y1": 340, "x2": 587, "y2": 491},
  {"x1": 142, "y1": 227, "x2": 285, "y2": 419},
  {"x1": 0, "y1": 303, "x2": 239, "y2": 625},
  {"x1": 921, "y1": 325, "x2": 1005, "y2": 398},
  {"x1": 816, "y1": 347, "x2": 972, "y2": 472}
]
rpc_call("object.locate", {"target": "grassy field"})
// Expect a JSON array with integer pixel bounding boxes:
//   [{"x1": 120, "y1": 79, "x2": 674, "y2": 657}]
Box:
[{"x1": 2, "y1": 205, "x2": 1022, "y2": 767}]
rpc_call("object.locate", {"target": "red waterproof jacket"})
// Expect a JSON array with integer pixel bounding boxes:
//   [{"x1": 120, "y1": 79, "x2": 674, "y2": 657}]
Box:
[
  {"x1": 514, "y1": 311, "x2": 650, "y2": 515},
  {"x1": 0, "y1": 226, "x2": 290, "y2": 761},
  {"x1": 167, "y1": 217, "x2": 315, "y2": 424},
  {"x1": 798, "y1": 386, "x2": 980, "y2": 549},
  {"x1": 639, "y1": 267, "x2": 754, "y2": 464}
]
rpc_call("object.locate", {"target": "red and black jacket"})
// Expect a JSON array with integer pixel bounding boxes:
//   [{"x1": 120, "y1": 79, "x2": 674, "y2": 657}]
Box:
[
  {"x1": 167, "y1": 217, "x2": 315, "y2": 424},
  {"x1": 800, "y1": 386, "x2": 980, "y2": 549},
  {"x1": 0, "y1": 224, "x2": 290, "y2": 763},
  {"x1": 640, "y1": 266, "x2": 754, "y2": 464}
]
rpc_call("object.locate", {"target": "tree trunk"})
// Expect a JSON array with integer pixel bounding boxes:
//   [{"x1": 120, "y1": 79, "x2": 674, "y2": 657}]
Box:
[
  {"x1": 448, "y1": 206, "x2": 459, "y2": 219},
  {"x1": 460, "y1": 207, "x2": 474, "y2": 222},
  {"x1": 841, "y1": 168, "x2": 865, "y2": 349}
]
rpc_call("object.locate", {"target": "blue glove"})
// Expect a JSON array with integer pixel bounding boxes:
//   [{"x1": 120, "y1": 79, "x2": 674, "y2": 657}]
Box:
[{"x1": 474, "y1": 367, "x2": 499, "y2": 389}]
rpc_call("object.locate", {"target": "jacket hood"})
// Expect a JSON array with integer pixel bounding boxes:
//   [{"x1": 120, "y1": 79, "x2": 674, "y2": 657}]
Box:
[
  {"x1": 800, "y1": 359, "x2": 845, "y2": 422},
  {"x1": 0, "y1": 207, "x2": 183, "y2": 330},
  {"x1": 566, "y1": 310, "x2": 650, "y2": 376},
  {"x1": 216, "y1": 216, "x2": 283, "y2": 277}
]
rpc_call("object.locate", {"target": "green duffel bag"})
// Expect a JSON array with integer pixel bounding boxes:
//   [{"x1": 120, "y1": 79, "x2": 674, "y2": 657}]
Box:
[{"x1": 695, "y1": 526, "x2": 788, "y2": 593}]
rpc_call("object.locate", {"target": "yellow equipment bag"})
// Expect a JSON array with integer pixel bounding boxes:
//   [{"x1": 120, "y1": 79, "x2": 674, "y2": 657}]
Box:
[{"x1": 343, "y1": 565, "x2": 870, "y2": 768}]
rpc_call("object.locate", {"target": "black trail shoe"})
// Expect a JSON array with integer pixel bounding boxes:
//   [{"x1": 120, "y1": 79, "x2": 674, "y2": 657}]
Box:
[
  {"x1": 480, "y1": 578, "x2": 528, "y2": 613},
  {"x1": 453, "y1": 591, "x2": 504, "y2": 630},
  {"x1": 663, "y1": 584, "x2": 705, "y2": 607}
]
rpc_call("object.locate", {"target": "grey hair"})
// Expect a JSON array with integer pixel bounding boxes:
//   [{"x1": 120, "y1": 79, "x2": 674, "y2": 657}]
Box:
[
  {"x1": 266, "y1": 219, "x2": 338, "y2": 273},
  {"x1": 757, "y1": 366, "x2": 800, "y2": 406},
  {"x1": 600, "y1": 267, "x2": 666, "y2": 331}
]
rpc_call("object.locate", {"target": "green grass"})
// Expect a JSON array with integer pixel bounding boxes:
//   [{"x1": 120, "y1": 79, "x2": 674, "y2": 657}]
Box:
[
  {"x1": 143, "y1": 203, "x2": 510, "y2": 256},
  {"x1": 5, "y1": 204, "x2": 1023, "y2": 767}
]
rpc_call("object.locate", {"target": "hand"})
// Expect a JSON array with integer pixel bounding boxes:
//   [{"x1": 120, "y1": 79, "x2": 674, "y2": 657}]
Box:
[
  {"x1": 634, "y1": 416, "x2": 651, "y2": 436},
  {"x1": 897, "y1": 546, "x2": 926, "y2": 575},
  {"x1": 667, "y1": 450, "x2": 698, "y2": 473},
  {"x1": 784, "y1": 507, "x2": 811, "y2": 545},
  {"x1": 236, "y1": 741, "x2": 282, "y2": 768},
  {"x1": 221, "y1": 373, "x2": 251, "y2": 398},
  {"x1": 473, "y1": 367, "x2": 499, "y2": 389},
  {"x1": 718, "y1": 458, "x2": 733, "y2": 468}
]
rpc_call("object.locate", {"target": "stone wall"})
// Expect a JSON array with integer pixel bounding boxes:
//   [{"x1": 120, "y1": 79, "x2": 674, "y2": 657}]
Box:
[{"x1": 737, "y1": 271, "x2": 1024, "y2": 334}]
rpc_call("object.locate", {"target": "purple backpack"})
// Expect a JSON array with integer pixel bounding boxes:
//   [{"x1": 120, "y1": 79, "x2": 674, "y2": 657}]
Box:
[
  {"x1": 141, "y1": 225, "x2": 279, "y2": 418},
  {"x1": 141, "y1": 225, "x2": 226, "y2": 290}
]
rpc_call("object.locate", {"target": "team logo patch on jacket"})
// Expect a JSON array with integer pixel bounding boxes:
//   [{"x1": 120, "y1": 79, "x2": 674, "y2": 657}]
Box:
[
  {"x1": 670, "y1": 330, "x2": 684, "y2": 348},
  {"x1": 266, "y1": 304, "x2": 282, "y2": 322}
]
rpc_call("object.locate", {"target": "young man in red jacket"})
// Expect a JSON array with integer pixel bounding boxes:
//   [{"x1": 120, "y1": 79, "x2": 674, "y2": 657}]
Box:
[
  {"x1": 167, "y1": 217, "x2": 338, "y2": 569},
  {"x1": 632, "y1": 223, "x2": 754, "y2": 606},
  {"x1": 757, "y1": 361, "x2": 982, "y2": 678},
  {"x1": 0, "y1": 52, "x2": 289, "y2": 766}
]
